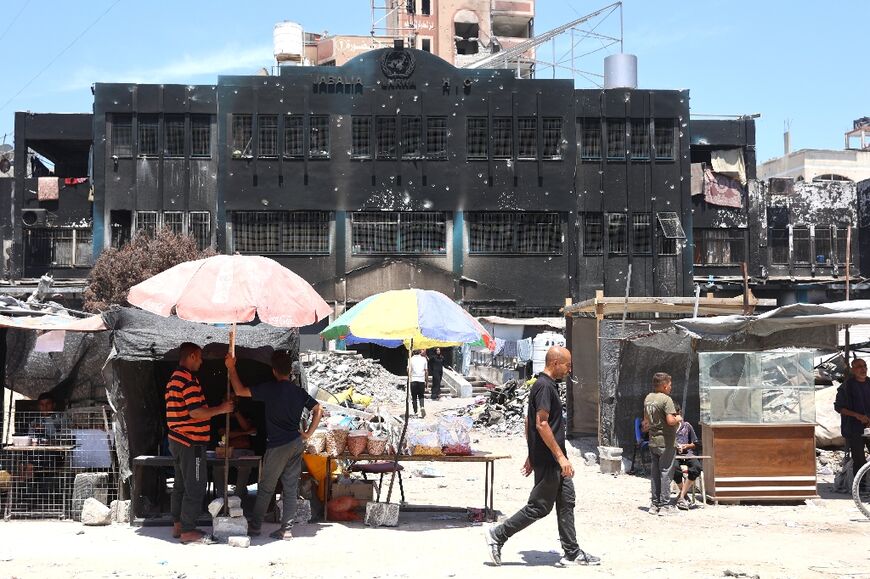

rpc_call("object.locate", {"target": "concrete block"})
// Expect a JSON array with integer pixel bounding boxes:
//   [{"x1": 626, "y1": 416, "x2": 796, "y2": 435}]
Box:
[
  {"x1": 364, "y1": 502, "x2": 399, "y2": 527},
  {"x1": 212, "y1": 516, "x2": 248, "y2": 542},
  {"x1": 442, "y1": 368, "x2": 473, "y2": 398},
  {"x1": 109, "y1": 499, "x2": 131, "y2": 524},
  {"x1": 275, "y1": 499, "x2": 312, "y2": 524},
  {"x1": 229, "y1": 507, "x2": 244, "y2": 518},
  {"x1": 227, "y1": 496, "x2": 242, "y2": 509},
  {"x1": 81, "y1": 498, "x2": 111, "y2": 526},
  {"x1": 599, "y1": 457, "x2": 621, "y2": 475},
  {"x1": 208, "y1": 496, "x2": 242, "y2": 518},
  {"x1": 71, "y1": 472, "x2": 110, "y2": 521},
  {"x1": 228, "y1": 536, "x2": 250, "y2": 548}
]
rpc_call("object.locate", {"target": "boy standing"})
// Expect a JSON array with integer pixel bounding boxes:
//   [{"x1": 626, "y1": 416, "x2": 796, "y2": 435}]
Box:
[{"x1": 643, "y1": 372, "x2": 682, "y2": 515}]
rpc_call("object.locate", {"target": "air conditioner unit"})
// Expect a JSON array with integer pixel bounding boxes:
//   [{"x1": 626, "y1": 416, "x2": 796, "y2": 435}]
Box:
[{"x1": 22, "y1": 208, "x2": 47, "y2": 226}]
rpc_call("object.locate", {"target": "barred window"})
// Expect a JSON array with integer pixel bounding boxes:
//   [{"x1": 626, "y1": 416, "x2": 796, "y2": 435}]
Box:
[
  {"x1": 284, "y1": 115, "x2": 303, "y2": 158},
  {"x1": 426, "y1": 117, "x2": 447, "y2": 159},
  {"x1": 111, "y1": 114, "x2": 133, "y2": 158},
  {"x1": 309, "y1": 115, "x2": 330, "y2": 158},
  {"x1": 657, "y1": 212, "x2": 684, "y2": 256},
  {"x1": 608, "y1": 213, "x2": 627, "y2": 255},
  {"x1": 542, "y1": 118, "x2": 562, "y2": 159},
  {"x1": 770, "y1": 228, "x2": 789, "y2": 264},
  {"x1": 401, "y1": 116, "x2": 422, "y2": 159},
  {"x1": 693, "y1": 229, "x2": 746, "y2": 265},
  {"x1": 836, "y1": 226, "x2": 852, "y2": 264},
  {"x1": 231, "y1": 211, "x2": 331, "y2": 254},
  {"x1": 258, "y1": 115, "x2": 278, "y2": 158},
  {"x1": 518, "y1": 117, "x2": 537, "y2": 160},
  {"x1": 189, "y1": 211, "x2": 212, "y2": 251},
  {"x1": 165, "y1": 115, "x2": 185, "y2": 157},
  {"x1": 376, "y1": 117, "x2": 397, "y2": 160},
  {"x1": 138, "y1": 115, "x2": 159, "y2": 156},
  {"x1": 607, "y1": 120, "x2": 626, "y2": 160},
  {"x1": 24, "y1": 228, "x2": 92, "y2": 268},
  {"x1": 135, "y1": 211, "x2": 159, "y2": 237},
  {"x1": 814, "y1": 226, "x2": 832, "y2": 265},
  {"x1": 630, "y1": 120, "x2": 650, "y2": 160},
  {"x1": 231, "y1": 114, "x2": 253, "y2": 157},
  {"x1": 583, "y1": 213, "x2": 603, "y2": 255},
  {"x1": 579, "y1": 118, "x2": 601, "y2": 160},
  {"x1": 518, "y1": 212, "x2": 562, "y2": 253},
  {"x1": 655, "y1": 119, "x2": 675, "y2": 160},
  {"x1": 793, "y1": 227, "x2": 811, "y2": 264},
  {"x1": 492, "y1": 118, "x2": 512, "y2": 159},
  {"x1": 163, "y1": 211, "x2": 184, "y2": 236},
  {"x1": 467, "y1": 117, "x2": 488, "y2": 160},
  {"x1": 468, "y1": 212, "x2": 562, "y2": 255},
  {"x1": 352, "y1": 212, "x2": 446, "y2": 255},
  {"x1": 351, "y1": 117, "x2": 371, "y2": 159},
  {"x1": 191, "y1": 115, "x2": 212, "y2": 158},
  {"x1": 631, "y1": 213, "x2": 652, "y2": 255}
]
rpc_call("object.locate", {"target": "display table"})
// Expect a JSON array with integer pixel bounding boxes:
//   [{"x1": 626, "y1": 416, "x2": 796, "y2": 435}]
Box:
[
  {"x1": 701, "y1": 423, "x2": 818, "y2": 504},
  {"x1": 324, "y1": 451, "x2": 511, "y2": 522}
]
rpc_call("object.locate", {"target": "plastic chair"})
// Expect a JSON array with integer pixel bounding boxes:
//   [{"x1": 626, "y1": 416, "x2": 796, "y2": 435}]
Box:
[{"x1": 630, "y1": 418, "x2": 650, "y2": 476}]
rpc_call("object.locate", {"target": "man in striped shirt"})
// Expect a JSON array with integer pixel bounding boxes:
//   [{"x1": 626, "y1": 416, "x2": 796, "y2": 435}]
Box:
[{"x1": 166, "y1": 342, "x2": 233, "y2": 544}]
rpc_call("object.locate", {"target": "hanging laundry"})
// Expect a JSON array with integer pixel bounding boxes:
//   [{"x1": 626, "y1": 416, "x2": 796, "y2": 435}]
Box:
[
  {"x1": 690, "y1": 163, "x2": 705, "y2": 196},
  {"x1": 710, "y1": 148, "x2": 746, "y2": 185},
  {"x1": 493, "y1": 338, "x2": 506, "y2": 355},
  {"x1": 63, "y1": 177, "x2": 88, "y2": 186},
  {"x1": 501, "y1": 340, "x2": 518, "y2": 359},
  {"x1": 704, "y1": 169, "x2": 743, "y2": 209},
  {"x1": 37, "y1": 177, "x2": 59, "y2": 201},
  {"x1": 517, "y1": 338, "x2": 533, "y2": 362}
]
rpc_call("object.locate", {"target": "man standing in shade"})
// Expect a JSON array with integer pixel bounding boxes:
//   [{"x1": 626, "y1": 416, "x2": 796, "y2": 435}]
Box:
[
  {"x1": 835, "y1": 357, "x2": 870, "y2": 490},
  {"x1": 484, "y1": 346, "x2": 600, "y2": 567},
  {"x1": 429, "y1": 348, "x2": 445, "y2": 401},
  {"x1": 643, "y1": 372, "x2": 682, "y2": 515}
]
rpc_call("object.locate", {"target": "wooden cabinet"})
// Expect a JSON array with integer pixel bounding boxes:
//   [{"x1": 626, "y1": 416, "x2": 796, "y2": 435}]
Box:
[{"x1": 702, "y1": 423, "x2": 818, "y2": 504}]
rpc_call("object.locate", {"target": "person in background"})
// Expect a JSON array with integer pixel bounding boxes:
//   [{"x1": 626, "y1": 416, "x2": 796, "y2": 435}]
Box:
[
  {"x1": 212, "y1": 393, "x2": 257, "y2": 498},
  {"x1": 429, "y1": 348, "x2": 445, "y2": 401},
  {"x1": 835, "y1": 357, "x2": 870, "y2": 491},
  {"x1": 672, "y1": 403, "x2": 702, "y2": 510},
  {"x1": 409, "y1": 349, "x2": 428, "y2": 418},
  {"x1": 27, "y1": 392, "x2": 69, "y2": 443},
  {"x1": 642, "y1": 372, "x2": 682, "y2": 516}
]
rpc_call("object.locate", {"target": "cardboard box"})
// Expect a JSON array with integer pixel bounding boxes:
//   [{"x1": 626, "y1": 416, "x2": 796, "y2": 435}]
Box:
[{"x1": 330, "y1": 480, "x2": 374, "y2": 501}]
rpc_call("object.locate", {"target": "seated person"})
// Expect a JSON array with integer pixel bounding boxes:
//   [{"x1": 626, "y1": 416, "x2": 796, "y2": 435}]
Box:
[
  {"x1": 26, "y1": 392, "x2": 70, "y2": 444},
  {"x1": 672, "y1": 404, "x2": 702, "y2": 510},
  {"x1": 212, "y1": 394, "x2": 257, "y2": 498}
]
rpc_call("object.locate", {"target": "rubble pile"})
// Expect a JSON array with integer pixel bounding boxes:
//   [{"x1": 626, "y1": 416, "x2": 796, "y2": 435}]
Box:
[
  {"x1": 302, "y1": 351, "x2": 406, "y2": 405},
  {"x1": 458, "y1": 379, "x2": 568, "y2": 437}
]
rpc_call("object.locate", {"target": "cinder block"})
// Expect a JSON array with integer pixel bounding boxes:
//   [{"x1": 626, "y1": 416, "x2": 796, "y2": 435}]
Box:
[
  {"x1": 212, "y1": 516, "x2": 248, "y2": 542},
  {"x1": 228, "y1": 536, "x2": 250, "y2": 548},
  {"x1": 364, "y1": 502, "x2": 399, "y2": 527},
  {"x1": 229, "y1": 507, "x2": 244, "y2": 518},
  {"x1": 599, "y1": 457, "x2": 621, "y2": 475}
]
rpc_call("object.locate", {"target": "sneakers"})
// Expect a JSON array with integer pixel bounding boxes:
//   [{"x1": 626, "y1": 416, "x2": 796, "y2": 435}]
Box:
[
  {"x1": 658, "y1": 505, "x2": 676, "y2": 517},
  {"x1": 484, "y1": 526, "x2": 502, "y2": 566},
  {"x1": 676, "y1": 498, "x2": 690, "y2": 511},
  {"x1": 556, "y1": 550, "x2": 601, "y2": 567},
  {"x1": 420, "y1": 408, "x2": 427, "y2": 418},
  {"x1": 647, "y1": 503, "x2": 660, "y2": 515}
]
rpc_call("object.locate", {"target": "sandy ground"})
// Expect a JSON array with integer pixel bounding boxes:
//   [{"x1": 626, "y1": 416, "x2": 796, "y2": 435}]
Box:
[{"x1": 1, "y1": 396, "x2": 870, "y2": 579}]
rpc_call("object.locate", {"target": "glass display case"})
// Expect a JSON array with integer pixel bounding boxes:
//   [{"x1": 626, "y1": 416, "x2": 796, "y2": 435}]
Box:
[{"x1": 699, "y1": 350, "x2": 815, "y2": 424}]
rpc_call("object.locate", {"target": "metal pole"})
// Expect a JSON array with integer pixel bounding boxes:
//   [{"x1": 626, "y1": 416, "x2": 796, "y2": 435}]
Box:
[
  {"x1": 386, "y1": 337, "x2": 413, "y2": 503},
  {"x1": 222, "y1": 323, "x2": 236, "y2": 515},
  {"x1": 845, "y1": 228, "x2": 852, "y2": 365},
  {"x1": 741, "y1": 262, "x2": 750, "y2": 315},
  {"x1": 621, "y1": 263, "x2": 632, "y2": 338},
  {"x1": 692, "y1": 284, "x2": 701, "y2": 319}
]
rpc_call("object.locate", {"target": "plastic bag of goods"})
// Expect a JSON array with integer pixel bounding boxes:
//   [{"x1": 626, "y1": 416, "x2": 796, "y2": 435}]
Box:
[
  {"x1": 306, "y1": 428, "x2": 327, "y2": 454},
  {"x1": 346, "y1": 430, "x2": 370, "y2": 457},
  {"x1": 407, "y1": 422, "x2": 442, "y2": 456},
  {"x1": 438, "y1": 416, "x2": 473, "y2": 456},
  {"x1": 366, "y1": 435, "x2": 388, "y2": 456},
  {"x1": 326, "y1": 423, "x2": 350, "y2": 457}
]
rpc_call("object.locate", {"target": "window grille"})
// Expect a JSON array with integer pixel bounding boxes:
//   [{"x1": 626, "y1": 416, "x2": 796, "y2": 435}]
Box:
[
  {"x1": 793, "y1": 227, "x2": 811, "y2": 264},
  {"x1": 607, "y1": 120, "x2": 626, "y2": 160},
  {"x1": 517, "y1": 213, "x2": 562, "y2": 253},
  {"x1": 468, "y1": 213, "x2": 514, "y2": 253},
  {"x1": 191, "y1": 115, "x2": 211, "y2": 158},
  {"x1": 352, "y1": 212, "x2": 446, "y2": 255},
  {"x1": 351, "y1": 117, "x2": 371, "y2": 159},
  {"x1": 492, "y1": 118, "x2": 512, "y2": 159},
  {"x1": 632, "y1": 213, "x2": 652, "y2": 254},
  {"x1": 376, "y1": 117, "x2": 397, "y2": 160},
  {"x1": 231, "y1": 114, "x2": 253, "y2": 157},
  {"x1": 138, "y1": 115, "x2": 159, "y2": 156},
  {"x1": 164, "y1": 115, "x2": 184, "y2": 157},
  {"x1": 657, "y1": 212, "x2": 686, "y2": 239},
  {"x1": 608, "y1": 213, "x2": 627, "y2": 255},
  {"x1": 542, "y1": 118, "x2": 562, "y2": 159},
  {"x1": 258, "y1": 115, "x2": 278, "y2": 158},
  {"x1": 813, "y1": 227, "x2": 832, "y2": 265},
  {"x1": 309, "y1": 115, "x2": 330, "y2": 158},
  {"x1": 836, "y1": 227, "x2": 852, "y2": 264},
  {"x1": 694, "y1": 229, "x2": 746, "y2": 265},
  {"x1": 163, "y1": 211, "x2": 184, "y2": 236},
  {"x1": 467, "y1": 212, "x2": 562, "y2": 255},
  {"x1": 580, "y1": 118, "x2": 601, "y2": 160},
  {"x1": 284, "y1": 115, "x2": 303, "y2": 158},
  {"x1": 467, "y1": 117, "x2": 488, "y2": 160},
  {"x1": 401, "y1": 116, "x2": 422, "y2": 159},
  {"x1": 23, "y1": 228, "x2": 93, "y2": 268},
  {"x1": 630, "y1": 120, "x2": 650, "y2": 160},
  {"x1": 518, "y1": 117, "x2": 537, "y2": 159},
  {"x1": 426, "y1": 117, "x2": 447, "y2": 159},
  {"x1": 135, "y1": 211, "x2": 159, "y2": 237},
  {"x1": 583, "y1": 213, "x2": 603, "y2": 255},
  {"x1": 111, "y1": 114, "x2": 133, "y2": 158},
  {"x1": 655, "y1": 119, "x2": 675, "y2": 160},
  {"x1": 189, "y1": 212, "x2": 211, "y2": 251},
  {"x1": 769, "y1": 228, "x2": 789, "y2": 264},
  {"x1": 231, "y1": 211, "x2": 330, "y2": 254}
]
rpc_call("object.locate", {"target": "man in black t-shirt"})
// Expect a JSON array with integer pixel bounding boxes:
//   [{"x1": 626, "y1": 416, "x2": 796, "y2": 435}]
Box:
[
  {"x1": 226, "y1": 350, "x2": 323, "y2": 540},
  {"x1": 484, "y1": 346, "x2": 600, "y2": 568}
]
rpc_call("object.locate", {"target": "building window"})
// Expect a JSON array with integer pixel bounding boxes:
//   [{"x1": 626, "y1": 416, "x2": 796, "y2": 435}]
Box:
[
  {"x1": 793, "y1": 226, "x2": 811, "y2": 264},
  {"x1": 134, "y1": 211, "x2": 159, "y2": 237},
  {"x1": 583, "y1": 213, "x2": 603, "y2": 255},
  {"x1": 608, "y1": 213, "x2": 627, "y2": 255},
  {"x1": 284, "y1": 115, "x2": 304, "y2": 159},
  {"x1": 630, "y1": 120, "x2": 649, "y2": 160},
  {"x1": 518, "y1": 117, "x2": 537, "y2": 160},
  {"x1": 467, "y1": 118, "x2": 488, "y2": 160},
  {"x1": 631, "y1": 213, "x2": 652, "y2": 255},
  {"x1": 406, "y1": 0, "x2": 415, "y2": 13},
  {"x1": 258, "y1": 115, "x2": 278, "y2": 158},
  {"x1": 191, "y1": 115, "x2": 211, "y2": 158},
  {"x1": 351, "y1": 211, "x2": 446, "y2": 255},
  {"x1": 164, "y1": 115, "x2": 185, "y2": 157},
  {"x1": 189, "y1": 212, "x2": 211, "y2": 250},
  {"x1": 542, "y1": 118, "x2": 562, "y2": 160},
  {"x1": 426, "y1": 117, "x2": 447, "y2": 159},
  {"x1": 693, "y1": 229, "x2": 746, "y2": 265},
  {"x1": 163, "y1": 211, "x2": 184, "y2": 236},
  {"x1": 351, "y1": 117, "x2": 372, "y2": 159},
  {"x1": 769, "y1": 228, "x2": 789, "y2": 264},
  {"x1": 836, "y1": 226, "x2": 853, "y2": 264},
  {"x1": 138, "y1": 115, "x2": 159, "y2": 157},
  {"x1": 376, "y1": 117, "x2": 397, "y2": 160},
  {"x1": 492, "y1": 118, "x2": 512, "y2": 160},
  {"x1": 231, "y1": 114, "x2": 253, "y2": 158},
  {"x1": 468, "y1": 212, "x2": 562, "y2": 255},
  {"x1": 657, "y1": 212, "x2": 684, "y2": 256},
  {"x1": 579, "y1": 118, "x2": 602, "y2": 160},
  {"x1": 655, "y1": 119, "x2": 675, "y2": 160},
  {"x1": 309, "y1": 115, "x2": 330, "y2": 158},
  {"x1": 814, "y1": 226, "x2": 833, "y2": 265},
  {"x1": 421, "y1": 0, "x2": 430, "y2": 15},
  {"x1": 231, "y1": 211, "x2": 331, "y2": 254},
  {"x1": 607, "y1": 120, "x2": 626, "y2": 160},
  {"x1": 422, "y1": 38, "x2": 431, "y2": 52},
  {"x1": 111, "y1": 114, "x2": 133, "y2": 158},
  {"x1": 401, "y1": 116, "x2": 422, "y2": 159},
  {"x1": 24, "y1": 228, "x2": 92, "y2": 268}
]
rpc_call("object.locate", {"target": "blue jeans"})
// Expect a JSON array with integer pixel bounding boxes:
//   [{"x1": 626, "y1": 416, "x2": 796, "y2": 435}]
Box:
[{"x1": 251, "y1": 437, "x2": 304, "y2": 528}]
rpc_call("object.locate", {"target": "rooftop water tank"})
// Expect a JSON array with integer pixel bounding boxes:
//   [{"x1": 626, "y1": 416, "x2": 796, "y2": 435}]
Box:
[
  {"x1": 603, "y1": 53, "x2": 637, "y2": 89},
  {"x1": 532, "y1": 332, "x2": 566, "y2": 376},
  {"x1": 274, "y1": 21, "x2": 304, "y2": 64}
]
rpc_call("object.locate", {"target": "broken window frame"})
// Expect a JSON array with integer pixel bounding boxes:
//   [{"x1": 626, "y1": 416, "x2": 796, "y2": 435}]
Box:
[
  {"x1": 606, "y1": 120, "x2": 626, "y2": 160},
  {"x1": 583, "y1": 212, "x2": 604, "y2": 256},
  {"x1": 607, "y1": 213, "x2": 628, "y2": 255},
  {"x1": 351, "y1": 116, "x2": 372, "y2": 159},
  {"x1": 656, "y1": 212, "x2": 684, "y2": 256},
  {"x1": 467, "y1": 212, "x2": 562, "y2": 255},
  {"x1": 283, "y1": 115, "x2": 304, "y2": 159},
  {"x1": 631, "y1": 213, "x2": 652, "y2": 255},
  {"x1": 693, "y1": 228, "x2": 747, "y2": 266},
  {"x1": 258, "y1": 114, "x2": 279, "y2": 159},
  {"x1": 231, "y1": 114, "x2": 254, "y2": 158},
  {"x1": 425, "y1": 117, "x2": 448, "y2": 160},
  {"x1": 630, "y1": 120, "x2": 650, "y2": 160},
  {"x1": 309, "y1": 115, "x2": 330, "y2": 159},
  {"x1": 401, "y1": 116, "x2": 423, "y2": 159},
  {"x1": 517, "y1": 117, "x2": 537, "y2": 160},
  {"x1": 164, "y1": 114, "x2": 185, "y2": 158},
  {"x1": 654, "y1": 119, "x2": 675, "y2": 160},
  {"x1": 230, "y1": 210, "x2": 331, "y2": 255},
  {"x1": 111, "y1": 114, "x2": 133, "y2": 158},
  {"x1": 137, "y1": 114, "x2": 159, "y2": 157},
  {"x1": 190, "y1": 114, "x2": 212, "y2": 158},
  {"x1": 579, "y1": 118, "x2": 602, "y2": 161},
  {"x1": 467, "y1": 117, "x2": 488, "y2": 160},
  {"x1": 542, "y1": 118, "x2": 563, "y2": 160},
  {"x1": 492, "y1": 117, "x2": 512, "y2": 160},
  {"x1": 23, "y1": 227, "x2": 93, "y2": 268},
  {"x1": 351, "y1": 211, "x2": 447, "y2": 255}
]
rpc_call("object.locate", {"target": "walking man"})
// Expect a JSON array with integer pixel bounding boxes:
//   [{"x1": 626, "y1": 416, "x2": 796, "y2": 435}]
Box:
[
  {"x1": 226, "y1": 350, "x2": 322, "y2": 539},
  {"x1": 166, "y1": 342, "x2": 233, "y2": 544},
  {"x1": 484, "y1": 346, "x2": 600, "y2": 567},
  {"x1": 643, "y1": 372, "x2": 682, "y2": 515},
  {"x1": 429, "y1": 348, "x2": 444, "y2": 401},
  {"x1": 409, "y1": 349, "x2": 428, "y2": 418},
  {"x1": 835, "y1": 357, "x2": 870, "y2": 490}
]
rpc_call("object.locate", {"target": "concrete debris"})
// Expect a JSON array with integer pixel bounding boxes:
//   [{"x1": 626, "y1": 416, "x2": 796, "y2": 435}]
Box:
[
  {"x1": 80, "y1": 498, "x2": 111, "y2": 526},
  {"x1": 302, "y1": 351, "x2": 406, "y2": 405},
  {"x1": 456, "y1": 379, "x2": 567, "y2": 437},
  {"x1": 213, "y1": 516, "x2": 248, "y2": 542},
  {"x1": 207, "y1": 496, "x2": 242, "y2": 518},
  {"x1": 227, "y1": 536, "x2": 250, "y2": 548},
  {"x1": 275, "y1": 499, "x2": 312, "y2": 524},
  {"x1": 364, "y1": 501, "x2": 399, "y2": 527},
  {"x1": 109, "y1": 499, "x2": 131, "y2": 524}
]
